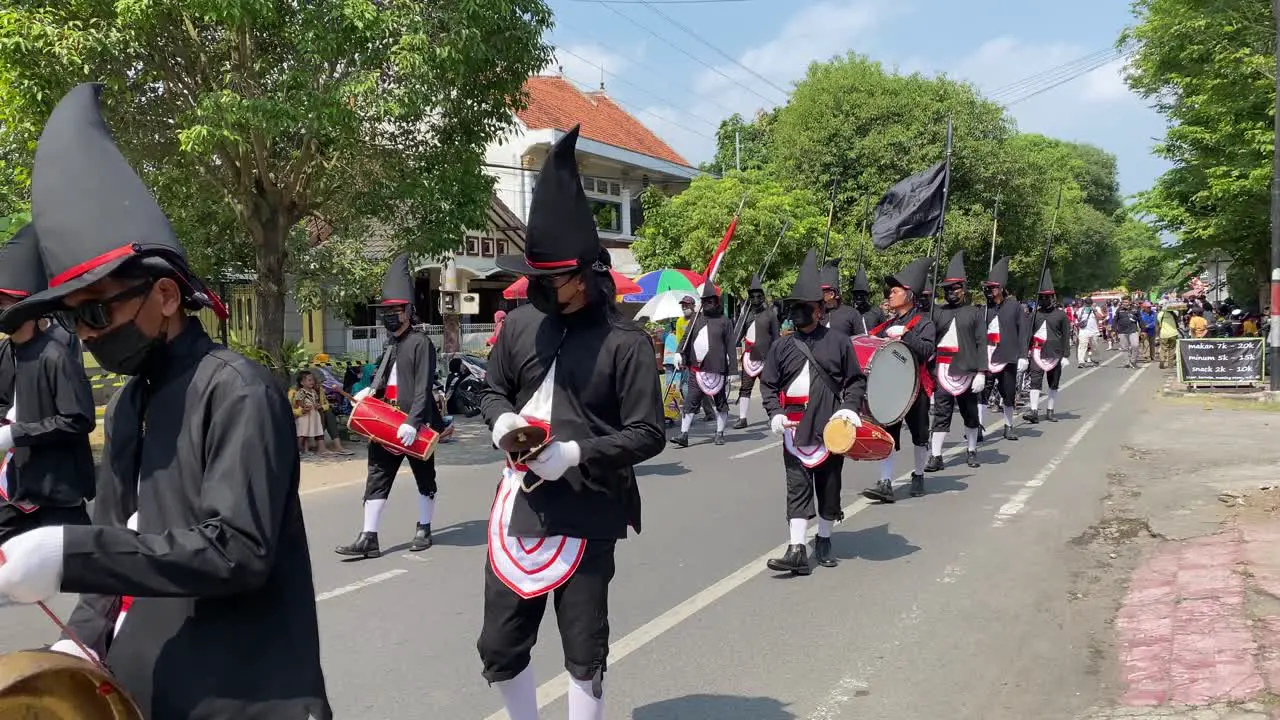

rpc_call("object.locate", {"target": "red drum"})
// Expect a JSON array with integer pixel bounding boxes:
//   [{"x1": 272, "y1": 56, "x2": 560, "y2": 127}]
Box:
[
  {"x1": 823, "y1": 416, "x2": 895, "y2": 461},
  {"x1": 850, "y1": 335, "x2": 920, "y2": 425},
  {"x1": 347, "y1": 396, "x2": 440, "y2": 461}
]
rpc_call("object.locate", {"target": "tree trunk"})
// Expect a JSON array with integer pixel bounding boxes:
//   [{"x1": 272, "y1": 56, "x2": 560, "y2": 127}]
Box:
[
  {"x1": 443, "y1": 313, "x2": 461, "y2": 354},
  {"x1": 1258, "y1": 252, "x2": 1270, "y2": 312},
  {"x1": 254, "y1": 208, "x2": 290, "y2": 382}
]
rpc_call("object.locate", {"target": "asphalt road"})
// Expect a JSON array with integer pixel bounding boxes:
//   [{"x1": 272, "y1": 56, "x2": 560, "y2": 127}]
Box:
[{"x1": 0, "y1": 351, "x2": 1158, "y2": 719}]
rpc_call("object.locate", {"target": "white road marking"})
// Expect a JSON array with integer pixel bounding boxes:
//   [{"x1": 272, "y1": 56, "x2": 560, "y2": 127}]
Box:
[
  {"x1": 314, "y1": 569, "x2": 407, "y2": 602},
  {"x1": 401, "y1": 553, "x2": 430, "y2": 563},
  {"x1": 491, "y1": 355, "x2": 1129, "y2": 718},
  {"x1": 992, "y1": 364, "x2": 1147, "y2": 527},
  {"x1": 730, "y1": 440, "x2": 782, "y2": 459}
]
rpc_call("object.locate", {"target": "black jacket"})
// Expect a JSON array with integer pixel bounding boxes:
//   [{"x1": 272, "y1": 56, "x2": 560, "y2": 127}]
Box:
[
  {"x1": 372, "y1": 329, "x2": 438, "y2": 429},
  {"x1": 7, "y1": 323, "x2": 95, "y2": 507},
  {"x1": 1028, "y1": 307, "x2": 1072, "y2": 362},
  {"x1": 681, "y1": 313, "x2": 735, "y2": 375},
  {"x1": 932, "y1": 303, "x2": 987, "y2": 374},
  {"x1": 60, "y1": 320, "x2": 330, "y2": 720},
  {"x1": 0, "y1": 338, "x2": 13, "y2": 419},
  {"x1": 760, "y1": 325, "x2": 866, "y2": 447},
  {"x1": 875, "y1": 308, "x2": 936, "y2": 365},
  {"x1": 480, "y1": 303, "x2": 665, "y2": 539},
  {"x1": 742, "y1": 306, "x2": 780, "y2": 363},
  {"x1": 825, "y1": 303, "x2": 862, "y2": 338},
  {"x1": 986, "y1": 298, "x2": 1026, "y2": 365}
]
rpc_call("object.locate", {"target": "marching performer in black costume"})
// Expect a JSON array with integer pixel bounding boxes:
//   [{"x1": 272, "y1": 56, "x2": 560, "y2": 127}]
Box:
[
  {"x1": 0, "y1": 224, "x2": 95, "y2": 542},
  {"x1": 336, "y1": 253, "x2": 442, "y2": 559},
  {"x1": 925, "y1": 252, "x2": 986, "y2": 472},
  {"x1": 477, "y1": 126, "x2": 664, "y2": 720},
  {"x1": 762, "y1": 250, "x2": 867, "y2": 575},
  {"x1": 849, "y1": 263, "x2": 882, "y2": 333},
  {"x1": 734, "y1": 273, "x2": 779, "y2": 429},
  {"x1": 821, "y1": 259, "x2": 861, "y2": 336},
  {"x1": 0, "y1": 83, "x2": 329, "y2": 718},
  {"x1": 672, "y1": 282, "x2": 734, "y2": 447},
  {"x1": 862, "y1": 257, "x2": 936, "y2": 503},
  {"x1": 1023, "y1": 270, "x2": 1071, "y2": 424},
  {"x1": 982, "y1": 257, "x2": 1027, "y2": 441},
  {"x1": 916, "y1": 275, "x2": 934, "y2": 313}
]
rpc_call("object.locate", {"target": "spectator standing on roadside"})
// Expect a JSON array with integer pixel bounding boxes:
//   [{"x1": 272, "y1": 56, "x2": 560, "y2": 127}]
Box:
[
  {"x1": 1113, "y1": 298, "x2": 1140, "y2": 368},
  {"x1": 1138, "y1": 302, "x2": 1158, "y2": 363}
]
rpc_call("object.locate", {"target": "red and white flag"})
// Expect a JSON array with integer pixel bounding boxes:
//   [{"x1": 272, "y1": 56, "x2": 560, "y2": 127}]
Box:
[{"x1": 702, "y1": 216, "x2": 738, "y2": 288}]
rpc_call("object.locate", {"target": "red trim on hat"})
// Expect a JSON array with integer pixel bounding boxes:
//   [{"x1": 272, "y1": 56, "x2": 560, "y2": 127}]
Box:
[
  {"x1": 1039, "y1": 289, "x2": 1056, "y2": 295},
  {"x1": 49, "y1": 244, "x2": 136, "y2": 288},
  {"x1": 943, "y1": 277, "x2": 964, "y2": 284},
  {"x1": 526, "y1": 257, "x2": 578, "y2": 270},
  {"x1": 0, "y1": 289, "x2": 30, "y2": 299},
  {"x1": 379, "y1": 299, "x2": 411, "y2": 305}
]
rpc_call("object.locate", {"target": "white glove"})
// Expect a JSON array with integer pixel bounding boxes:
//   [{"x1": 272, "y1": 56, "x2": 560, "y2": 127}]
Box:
[
  {"x1": 971, "y1": 373, "x2": 986, "y2": 393},
  {"x1": 1017, "y1": 358, "x2": 1029, "y2": 373},
  {"x1": 49, "y1": 638, "x2": 99, "y2": 663},
  {"x1": 0, "y1": 525, "x2": 65, "y2": 604},
  {"x1": 770, "y1": 414, "x2": 789, "y2": 435},
  {"x1": 353, "y1": 387, "x2": 372, "y2": 402},
  {"x1": 525, "y1": 441, "x2": 581, "y2": 481},
  {"x1": 0, "y1": 426, "x2": 12, "y2": 455},
  {"x1": 831, "y1": 409, "x2": 862, "y2": 427},
  {"x1": 396, "y1": 423, "x2": 417, "y2": 447},
  {"x1": 885, "y1": 325, "x2": 906, "y2": 339},
  {"x1": 672, "y1": 354, "x2": 682, "y2": 369},
  {"x1": 491, "y1": 412, "x2": 528, "y2": 448}
]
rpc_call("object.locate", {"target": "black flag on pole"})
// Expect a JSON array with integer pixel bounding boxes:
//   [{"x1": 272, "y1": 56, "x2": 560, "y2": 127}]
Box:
[{"x1": 870, "y1": 161, "x2": 948, "y2": 250}]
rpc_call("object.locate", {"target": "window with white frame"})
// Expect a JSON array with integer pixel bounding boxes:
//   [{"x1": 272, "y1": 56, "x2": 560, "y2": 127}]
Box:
[{"x1": 582, "y1": 176, "x2": 622, "y2": 197}]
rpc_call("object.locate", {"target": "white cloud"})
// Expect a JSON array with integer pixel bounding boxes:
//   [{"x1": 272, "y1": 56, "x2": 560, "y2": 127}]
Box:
[{"x1": 1079, "y1": 58, "x2": 1131, "y2": 104}]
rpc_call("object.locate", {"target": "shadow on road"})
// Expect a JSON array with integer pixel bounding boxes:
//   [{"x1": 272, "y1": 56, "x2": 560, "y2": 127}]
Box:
[
  {"x1": 635, "y1": 462, "x2": 689, "y2": 478},
  {"x1": 831, "y1": 522, "x2": 920, "y2": 562},
  {"x1": 632, "y1": 693, "x2": 795, "y2": 719},
  {"x1": 430, "y1": 519, "x2": 488, "y2": 547},
  {"x1": 923, "y1": 473, "x2": 969, "y2": 495}
]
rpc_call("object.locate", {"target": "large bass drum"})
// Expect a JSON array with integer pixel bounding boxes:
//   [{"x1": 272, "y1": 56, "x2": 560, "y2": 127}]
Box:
[
  {"x1": 0, "y1": 649, "x2": 142, "y2": 719},
  {"x1": 850, "y1": 335, "x2": 920, "y2": 425}
]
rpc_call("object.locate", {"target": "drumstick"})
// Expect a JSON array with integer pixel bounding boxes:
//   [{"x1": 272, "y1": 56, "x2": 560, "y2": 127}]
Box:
[{"x1": 0, "y1": 548, "x2": 109, "y2": 673}]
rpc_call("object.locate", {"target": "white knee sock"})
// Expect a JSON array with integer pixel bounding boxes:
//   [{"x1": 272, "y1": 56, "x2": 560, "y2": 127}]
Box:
[
  {"x1": 715, "y1": 411, "x2": 727, "y2": 433},
  {"x1": 568, "y1": 675, "x2": 605, "y2": 720},
  {"x1": 789, "y1": 518, "x2": 807, "y2": 545},
  {"x1": 737, "y1": 396, "x2": 750, "y2": 420},
  {"x1": 878, "y1": 457, "x2": 894, "y2": 482},
  {"x1": 977, "y1": 403, "x2": 985, "y2": 426},
  {"x1": 1029, "y1": 389, "x2": 1041, "y2": 412},
  {"x1": 680, "y1": 414, "x2": 693, "y2": 433},
  {"x1": 913, "y1": 445, "x2": 928, "y2": 475},
  {"x1": 418, "y1": 494, "x2": 435, "y2": 525},
  {"x1": 930, "y1": 431, "x2": 946, "y2": 457},
  {"x1": 495, "y1": 666, "x2": 538, "y2": 720},
  {"x1": 965, "y1": 427, "x2": 979, "y2": 452},
  {"x1": 1047, "y1": 388, "x2": 1058, "y2": 410},
  {"x1": 362, "y1": 499, "x2": 387, "y2": 533},
  {"x1": 1002, "y1": 406, "x2": 1015, "y2": 427},
  {"x1": 816, "y1": 517, "x2": 833, "y2": 538}
]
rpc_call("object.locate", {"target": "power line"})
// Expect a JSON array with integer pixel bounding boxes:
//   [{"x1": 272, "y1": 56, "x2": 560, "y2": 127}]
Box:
[
  {"x1": 989, "y1": 49, "x2": 1123, "y2": 103},
  {"x1": 552, "y1": 45, "x2": 724, "y2": 129},
  {"x1": 592, "y1": 0, "x2": 780, "y2": 106},
  {"x1": 567, "y1": 0, "x2": 765, "y2": 4},
  {"x1": 637, "y1": 0, "x2": 791, "y2": 98},
  {"x1": 557, "y1": 70, "x2": 717, "y2": 142},
  {"x1": 996, "y1": 50, "x2": 1129, "y2": 106}
]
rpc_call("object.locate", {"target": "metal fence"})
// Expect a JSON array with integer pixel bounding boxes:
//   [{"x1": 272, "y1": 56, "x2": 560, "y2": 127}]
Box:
[{"x1": 344, "y1": 323, "x2": 496, "y2": 361}]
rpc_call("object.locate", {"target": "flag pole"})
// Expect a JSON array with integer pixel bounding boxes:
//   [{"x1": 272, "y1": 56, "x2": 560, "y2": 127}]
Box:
[
  {"x1": 735, "y1": 219, "x2": 790, "y2": 342},
  {"x1": 928, "y1": 116, "x2": 954, "y2": 308},
  {"x1": 819, "y1": 177, "x2": 839, "y2": 265},
  {"x1": 989, "y1": 192, "x2": 1001, "y2": 272},
  {"x1": 1028, "y1": 185, "x2": 1065, "y2": 351},
  {"x1": 679, "y1": 193, "x2": 748, "y2": 356}
]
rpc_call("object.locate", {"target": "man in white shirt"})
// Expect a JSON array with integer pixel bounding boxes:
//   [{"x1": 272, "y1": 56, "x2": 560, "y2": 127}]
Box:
[{"x1": 1077, "y1": 299, "x2": 1103, "y2": 366}]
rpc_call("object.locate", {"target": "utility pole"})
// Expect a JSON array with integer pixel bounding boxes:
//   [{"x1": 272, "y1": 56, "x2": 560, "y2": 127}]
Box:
[
  {"x1": 735, "y1": 130, "x2": 741, "y2": 172},
  {"x1": 1271, "y1": 0, "x2": 1280, "y2": 389},
  {"x1": 989, "y1": 193, "x2": 1001, "y2": 272}
]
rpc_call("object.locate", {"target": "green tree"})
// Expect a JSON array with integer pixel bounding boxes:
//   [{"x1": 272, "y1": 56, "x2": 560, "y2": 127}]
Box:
[
  {"x1": 1121, "y1": 0, "x2": 1275, "y2": 309},
  {"x1": 0, "y1": 0, "x2": 553, "y2": 364},
  {"x1": 706, "y1": 110, "x2": 776, "y2": 175}
]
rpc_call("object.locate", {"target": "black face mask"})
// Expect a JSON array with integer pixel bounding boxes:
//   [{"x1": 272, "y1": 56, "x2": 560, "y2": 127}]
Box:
[
  {"x1": 85, "y1": 319, "x2": 166, "y2": 376},
  {"x1": 748, "y1": 292, "x2": 765, "y2": 309},
  {"x1": 943, "y1": 286, "x2": 964, "y2": 306},
  {"x1": 703, "y1": 299, "x2": 723, "y2": 317},
  {"x1": 851, "y1": 293, "x2": 870, "y2": 312},
  {"x1": 1038, "y1": 296, "x2": 1055, "y2": 312},
  {"x1": 983, "y1": 286, "x2": 998, "y2": 304},
  {"x1": 789, "y1": 303, "x2": 816, "y2": 329},
  {"x1": 916, "y1": 296, "x2": 933, "y2": 312},
  {"x1": 381, "y1": 312, "x2": 405, "y2": 334}
]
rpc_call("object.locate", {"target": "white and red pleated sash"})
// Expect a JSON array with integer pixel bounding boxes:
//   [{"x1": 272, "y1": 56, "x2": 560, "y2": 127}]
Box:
[
  {"x1": 1030, "y1": 322, "x2": 1059, "y2": 372},
  {"x1": 935, "y1": 322, "x2": 974, "y2": 395},
  {"x1": 0, "y1": 399, "x2": 36, "y2": 514},
  {"x1": 743, "y1": 323, "x2": 764, "y2": 377},
  {"x1": 115, "y1": 510, "x2": 140, "y2": 636},
  {"x1": 986, "y1": 316, "x2": 1007, "y2": 373},
  {"x1": 486, "y1": 362, "x2": 586, "y2": 599},
  {"x1": 779, "y1": 365, "x2": 828, "y2": 468}
]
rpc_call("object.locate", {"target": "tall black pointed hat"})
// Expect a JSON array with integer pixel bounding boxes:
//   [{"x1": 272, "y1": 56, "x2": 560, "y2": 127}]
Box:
[
  {"x1": 850, "y1": 264, "x2": 871, "y2": 294},
  {"x1": 922, "y1": 273, "x2": 934, "y2": 296},
  {"x1": 496, "y1": 126, "x2": 601, "y2": 276},
  {"x1": 1038, "y1": 268, "x2": 1056, "y2": 295},
  {"x1": 0, "y1": 224, "x2": 45, "y2": 302},
  {"x1": 0, "y1": 84, "x2": 227, "y2": 330},
  {"x1": 819, "y1": 258, "x2": 841, "y2": 291},
  {"x1": 942, "y1": 250, "x2": 966, "y2": 285},
  {"x1": 749, "y1": 273, "x2": 764, "y2": 292},
  {"x1": 376, "y1": 253, "x2": 414, "y2": 306},
  {"x1": 885, "y1": 257, "x2": 934, "y2": 294},
  {"x1": 789, "y1": 250, "x2": 823, "y2": 302},
  {"x1": 985, "y1": 256, "x2": 1010, "y2": 287}
]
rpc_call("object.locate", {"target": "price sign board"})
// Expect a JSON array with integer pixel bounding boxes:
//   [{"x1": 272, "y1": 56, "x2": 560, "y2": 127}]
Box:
[{"x1": 1176, "y1": 337, "x2": 1265, "y2": 386}]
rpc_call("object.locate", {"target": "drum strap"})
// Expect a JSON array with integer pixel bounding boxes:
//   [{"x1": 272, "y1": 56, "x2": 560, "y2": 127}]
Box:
[
  {"x1": 869, "y1": 313, "x2": 922, "y2": 338},
  {"x1": 790, "y1": 337, "x2": 844, "y2": 403}
]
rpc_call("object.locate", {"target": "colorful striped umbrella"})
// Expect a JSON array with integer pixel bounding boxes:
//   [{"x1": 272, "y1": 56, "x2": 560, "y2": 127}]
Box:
[
  {"x1": 622, "y1": 269, "x2": 704, "y2": 303},
  {"x1": 503, "y1": 270, "x2": 643, "y2": 300}
]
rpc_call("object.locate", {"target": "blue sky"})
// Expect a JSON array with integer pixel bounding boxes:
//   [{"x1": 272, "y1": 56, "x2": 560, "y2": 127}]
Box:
[{"x1": 545, "y1": 0, "x2": 1170, "y2": 197}]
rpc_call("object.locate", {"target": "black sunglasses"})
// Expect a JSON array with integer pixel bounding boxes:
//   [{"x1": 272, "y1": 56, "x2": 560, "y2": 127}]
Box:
[
  {"x1": 54, "y1": 280, "x2": 155, "y2": 331},
  {"x1": 534, "y1": 272, "x2": 577, "y2": 289}
]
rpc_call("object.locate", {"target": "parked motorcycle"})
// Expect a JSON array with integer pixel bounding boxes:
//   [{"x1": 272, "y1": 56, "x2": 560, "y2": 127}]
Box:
[{"x1": 443, "y1": 355, "x2": 486, "y2": 418}]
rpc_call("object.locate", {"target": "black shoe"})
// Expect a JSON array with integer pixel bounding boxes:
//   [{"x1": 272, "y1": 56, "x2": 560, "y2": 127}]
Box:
[
  {"x1": 1004, "y1": 425, "x2": 1018, "y2": 441},
  {"x1": 862, "y1": 479, "x2": 896, "y2": 504},
  {"x1": 910, "y1": 473, "x2": 925, "y2": 497},
  {"x1": 924, "y1": 454, "x2": 945, "y2": 473},
  {"x1": 410, "y1": 523, "x2": 432, "y2": 551},
  {"x1": 733, "y1": 417, "x2": 748, "y2": 430},
  {"x1": 1023, "y1": 409, "x2": 1039, "y2": 424},
  {"x1": 766, "y1": 544, "x2": 812, "y2": 575},
  {"x1": 335, "y1": 532, "x2": 381, "y2": 559},
  {"x1": 1046, "y1": 409, "x2": 1058, "y2": 422},
  {"x1": 813, "y1": 536, "x2": 838, "y2": 568},
  {"x1": 670, "y1": 432, "x2": 689, "y2": 448},
  {"x1": 966, "y1": 450, "x2": 980, "y2": 468},
  {"x1": 977, "y1": 427, "x2": 985, "y2": 443},
  {"x1": 714, "y1": 431, "x2": 725, "y2": 446}
]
